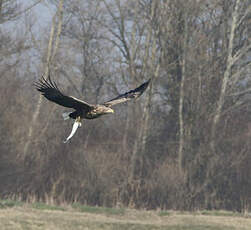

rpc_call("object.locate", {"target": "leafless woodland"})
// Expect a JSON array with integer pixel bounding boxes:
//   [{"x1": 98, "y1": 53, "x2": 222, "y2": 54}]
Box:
[{"x1": 0, "y1": 0, "x2": 251, "y2": 212}]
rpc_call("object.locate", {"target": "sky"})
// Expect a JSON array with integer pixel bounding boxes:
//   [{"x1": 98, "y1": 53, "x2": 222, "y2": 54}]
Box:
[
  {"x1": 0, "y1": 1, "x2": 56, "y2": 77},
  {"x1": 22, "y1": 0, "x2": 54, "y2": 28}
]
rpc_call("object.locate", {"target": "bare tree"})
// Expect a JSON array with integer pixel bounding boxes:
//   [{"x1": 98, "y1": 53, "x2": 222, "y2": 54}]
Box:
[
  {"x1": 210, "y1": 0, "x2": 251, "y2": 151},
  {"x1": 23, "y1": 0, "x2": 64, "y2": 157},
  {"x1": 177, "y1": 5, "x2": 189, "y2": 174}
]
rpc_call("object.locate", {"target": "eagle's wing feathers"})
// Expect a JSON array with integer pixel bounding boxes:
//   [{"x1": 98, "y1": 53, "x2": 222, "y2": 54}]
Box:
[
  {"x1": 103, "y1": 79, "x2": 151, "y2": 107},
  {"x1": 35, "y1": 76, "x2": 93, "y2": 111}
]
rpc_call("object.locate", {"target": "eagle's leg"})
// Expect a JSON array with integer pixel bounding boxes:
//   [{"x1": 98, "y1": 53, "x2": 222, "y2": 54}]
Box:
[
  {"x1": 76, "y1": 116, "x2": 82, "y2": 127},
  {"x1": 63, "y1": 116, "x2": 82, "y2": 143}
]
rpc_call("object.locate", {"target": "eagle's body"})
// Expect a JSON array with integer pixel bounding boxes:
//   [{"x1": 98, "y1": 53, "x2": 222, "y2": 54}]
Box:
[
  {"x1": 35, "y1": 76, "x2": 150, "y2": 142},
  {"x1": 68, "y1": 103, "x2": 114, "y2": 120},
  {"x1": 85, "y1": 105, "x2": 114, "y2": 119}
]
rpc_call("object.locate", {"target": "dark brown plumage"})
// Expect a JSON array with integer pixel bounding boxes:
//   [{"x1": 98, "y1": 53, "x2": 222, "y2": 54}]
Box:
[{"x1": 35, "y1": 76, "x2": 151, "y2": 142}]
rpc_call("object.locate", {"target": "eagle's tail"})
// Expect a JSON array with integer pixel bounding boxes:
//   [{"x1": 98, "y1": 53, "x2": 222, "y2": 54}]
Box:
[{"x1": 62, "y1": 112, "x2": 71, "y2": 120}]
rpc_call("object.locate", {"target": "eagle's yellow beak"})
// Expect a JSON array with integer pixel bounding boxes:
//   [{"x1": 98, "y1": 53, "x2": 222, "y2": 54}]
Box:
[
  {"x1": 104, "y1": 107, "x2": 114, "y2": 114},
  {"x1": 109, "y1": 108, "x2": 114, "y2": 114}
]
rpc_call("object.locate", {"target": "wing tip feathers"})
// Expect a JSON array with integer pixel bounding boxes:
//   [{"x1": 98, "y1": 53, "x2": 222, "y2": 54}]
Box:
[{"x1": 34, "y1": 75, "x2": 60, "y2": 93}]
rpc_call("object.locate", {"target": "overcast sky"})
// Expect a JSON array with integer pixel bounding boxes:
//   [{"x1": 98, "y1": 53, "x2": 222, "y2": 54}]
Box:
[{"x1": 23, "y1": 0, "x2": 54, "y2": 28}]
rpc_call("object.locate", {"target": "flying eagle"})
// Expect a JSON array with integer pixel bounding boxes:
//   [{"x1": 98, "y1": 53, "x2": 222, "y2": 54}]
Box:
[{"x1": 35, "y1": 76, "x2": 151, "y2": 143}]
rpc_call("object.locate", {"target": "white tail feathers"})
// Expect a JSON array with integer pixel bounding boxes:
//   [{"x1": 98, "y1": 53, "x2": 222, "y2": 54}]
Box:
[{"x1": 62, "y1": 112, "x2": 71, "y2": 120}]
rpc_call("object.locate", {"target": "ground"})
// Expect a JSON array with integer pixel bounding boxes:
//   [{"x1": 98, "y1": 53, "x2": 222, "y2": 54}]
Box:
[{"x1": 0, "y1": 200, "x2": 250, "y2": 230}]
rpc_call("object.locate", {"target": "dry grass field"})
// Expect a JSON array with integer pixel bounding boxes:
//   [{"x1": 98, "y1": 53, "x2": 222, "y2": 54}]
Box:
[{"x1": 0, "y1": 201, "x2": 251, "y2": 230}]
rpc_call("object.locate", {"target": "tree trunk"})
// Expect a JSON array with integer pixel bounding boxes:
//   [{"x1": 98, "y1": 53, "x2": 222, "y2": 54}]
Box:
[
  {"x1": 129, "y1": 0, "x2": 157, "y2": 181},
  {"x1": 177, "y1": 9, "x2": 189, "y2": 174},
  {"x1": 210, "y1": 0, "x2": 241, "y2": 152},
  {"x1": 0, "y1": 0, "x2": 2, "y2": 16},
  {"x1": 23, "y1": 0, "x2": 64, "y2": 157},
  {"x1": 122, "y1": 111, "x2": 130, "y2": 153},
  {"x1": 141, "y1": 44, "x2": 159, "y2": 155}
]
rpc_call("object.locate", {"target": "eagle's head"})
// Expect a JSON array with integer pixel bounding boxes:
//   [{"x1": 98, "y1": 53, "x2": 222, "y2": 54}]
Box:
[
  {"x1": 95, "y1": 105, "x2": 114, "y2": 115},
  {"x1": 103, "y1": 107, "x2": 114, "y2": 114}
]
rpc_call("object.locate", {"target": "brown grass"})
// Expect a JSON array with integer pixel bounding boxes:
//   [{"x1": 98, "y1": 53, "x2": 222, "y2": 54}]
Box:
[{"x1": 0, "y1": 206, "x2": 251, "y2": 230}]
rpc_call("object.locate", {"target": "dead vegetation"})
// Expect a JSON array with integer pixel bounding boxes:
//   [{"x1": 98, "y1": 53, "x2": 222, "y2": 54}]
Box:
[{"x1": 1, "y1": 204, "x2": 251, "y2": 230}]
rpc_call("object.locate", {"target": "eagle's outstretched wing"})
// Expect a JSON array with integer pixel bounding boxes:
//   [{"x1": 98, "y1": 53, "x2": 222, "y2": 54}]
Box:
[
  {"x1": 34, "y1": 76, "x2": 93, "y2": 111},
  {"x1": 103, "y1": 79, "x2": 151, "y2": 107}
]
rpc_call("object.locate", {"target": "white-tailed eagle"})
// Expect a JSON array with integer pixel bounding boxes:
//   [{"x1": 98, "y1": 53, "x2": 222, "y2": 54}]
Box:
[{"x1": 35, "y1": 76, "x2": 151, "y2": 143}]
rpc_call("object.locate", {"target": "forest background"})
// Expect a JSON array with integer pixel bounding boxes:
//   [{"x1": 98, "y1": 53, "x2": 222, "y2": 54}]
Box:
[{"x1": 0, "y1": 0, "x2": 251, "y2": 212}]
